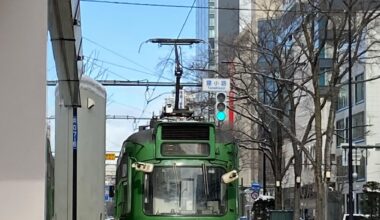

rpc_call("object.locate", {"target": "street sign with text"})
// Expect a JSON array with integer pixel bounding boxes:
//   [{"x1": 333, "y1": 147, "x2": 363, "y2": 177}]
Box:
[{"x1": 202, "y1": 78, "x2": 230, "y2": 92}]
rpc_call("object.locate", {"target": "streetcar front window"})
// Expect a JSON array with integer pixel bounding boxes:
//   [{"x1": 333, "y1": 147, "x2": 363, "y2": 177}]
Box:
[{"x1": 144, "y1": 166, "x2": 227, "y2": 216}]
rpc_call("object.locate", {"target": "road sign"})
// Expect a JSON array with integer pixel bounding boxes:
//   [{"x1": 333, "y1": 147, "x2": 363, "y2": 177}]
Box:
[
  {"x1": 251, "y1": 182, "x2": 261, "y2": 192},
  {"x1": 202, "y1": 78, "x2": 230, "y2": 92},
  {"x1": 251, "y1": 192, "x2": 259, "y2": 200},
  {"x1": 105, "y1": 153, "x2": 116, "y2": 160}
]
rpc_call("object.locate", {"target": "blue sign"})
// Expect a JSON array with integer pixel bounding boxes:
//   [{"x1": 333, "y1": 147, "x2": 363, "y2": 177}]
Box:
[
  {"x1": 73, "y1": 110, "x2": 78, "y2": 150},
  {"x1": 251, "y1": 182, "x2": 261, "y2": 192}
]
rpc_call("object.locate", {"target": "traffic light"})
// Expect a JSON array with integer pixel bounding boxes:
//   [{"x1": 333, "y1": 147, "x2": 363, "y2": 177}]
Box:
[{"x1": 215, "y1": 92, "x2": 228, "y2": 122}]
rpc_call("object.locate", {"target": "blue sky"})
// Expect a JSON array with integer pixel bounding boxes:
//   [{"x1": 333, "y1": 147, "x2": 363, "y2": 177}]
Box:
[{"x1": 47, "y1": 0, "x2": 198, "y2": 152}]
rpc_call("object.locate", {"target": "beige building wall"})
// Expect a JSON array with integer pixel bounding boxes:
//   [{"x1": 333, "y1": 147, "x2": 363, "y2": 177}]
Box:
[{"x1": 0, "y1": 0, "x2": 47, "y2": 219}]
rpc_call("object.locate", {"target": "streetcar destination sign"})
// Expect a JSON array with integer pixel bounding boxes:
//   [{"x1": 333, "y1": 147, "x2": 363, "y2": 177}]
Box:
[{"x1": 202, "y1": 78, "x2": 230, "y2": 92}]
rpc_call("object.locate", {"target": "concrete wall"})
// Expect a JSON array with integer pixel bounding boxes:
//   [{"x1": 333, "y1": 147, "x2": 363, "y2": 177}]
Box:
[
  {"x1": 55, "y1": 76, "x2": 106, "y2": 220},
  {"x1": 0, "y1": 0, "x2": 47, "y2": 219}
]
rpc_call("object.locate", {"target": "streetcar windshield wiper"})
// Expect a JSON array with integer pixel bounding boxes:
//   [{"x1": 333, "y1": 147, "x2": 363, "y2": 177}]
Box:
[
  {"x1": 172, "y1": 163, "x2": 180, "y2": 212},
  {"x1": 202, "y1": 163, "x2": 209, "y2": 197}
]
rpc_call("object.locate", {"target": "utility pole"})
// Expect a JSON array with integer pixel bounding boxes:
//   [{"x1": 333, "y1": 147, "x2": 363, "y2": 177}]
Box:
[
  {"x1": 262, "y1": 76, "x2": 267, "y2": 195},
  {"x1": 347, "y1": 0, "x2": 354, "y2": 219},
  {"x1": 72, "y1": 107, "x2": 78, "y2": 220},
  {"x1": 147, "y1": 38, "x2": 202, "y2": 110}
]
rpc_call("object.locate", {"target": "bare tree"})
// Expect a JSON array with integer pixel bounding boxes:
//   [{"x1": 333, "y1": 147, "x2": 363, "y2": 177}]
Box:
[{"x1": 224, "y1": 0, "x2": 380, "y2": 220}]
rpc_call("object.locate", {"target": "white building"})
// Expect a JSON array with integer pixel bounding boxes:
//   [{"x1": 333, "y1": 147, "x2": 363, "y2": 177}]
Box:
[{"x1": 335, "y1": 28, "x2": 380, "y2": 212}]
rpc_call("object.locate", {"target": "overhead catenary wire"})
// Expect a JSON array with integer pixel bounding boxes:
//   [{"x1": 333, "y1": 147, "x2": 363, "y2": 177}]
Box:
[
  {"x1": 83, "y1": 37, "x2": 154, "y2": 73},
  {"x1": 79, "y1": 0, "x2": 285, "y2": 11},
  {"x1": 84, "y1": 56, "x2": 172, "y2": 81},
  {"x1": 79, "y1": 0, "x2": 377, "y2": 14},
  {"x1": 88, "y1": 61, "x2": 132, "y2": 80}
]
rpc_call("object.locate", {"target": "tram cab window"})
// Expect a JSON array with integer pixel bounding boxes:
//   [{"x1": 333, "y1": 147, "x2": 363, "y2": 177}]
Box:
[
  {"x1": 122, "y1": 163, "x2": 127, "y2": 177},
  {"x1": 144, "y1": 166, "x2": 226, "y2": 216}
]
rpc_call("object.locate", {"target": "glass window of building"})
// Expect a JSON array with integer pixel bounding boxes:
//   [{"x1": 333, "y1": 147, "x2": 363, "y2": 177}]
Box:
[
  {"x1": 337, "y1": 84, "x2": 348, "y2": 110},
  {"x1": 352, "y1": 111, "x2": 365, "y2": 140},
  {"x1": 356, "y1": 153, "x2": 366, "y2": 180},
  {"x1": 209, "y1": 17, "x2": 215, "y2": 26},
  {"x1": 336, "y1": 119, "x2": 345, "y2": 147},
  {"x1": 319, "y1": 68, "x2": 331, "y2": 87},
  {"x1": 208, "y1": 27, "x2": 215, "y2": 38},
  {"x1": 355, "y1": 73, "x2": 364, "y2": 103},
  {"x1": 319, "y1": 43, "x2": 333, "y2": 59}
]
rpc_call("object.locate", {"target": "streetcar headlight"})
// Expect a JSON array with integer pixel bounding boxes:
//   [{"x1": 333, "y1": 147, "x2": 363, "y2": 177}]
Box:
[
  {"x1": 222, "y1": 170, "x2": 238, "y2": 184},
  {"x1": 132, "y1": 162, "x2": 154, "y2": 173}
]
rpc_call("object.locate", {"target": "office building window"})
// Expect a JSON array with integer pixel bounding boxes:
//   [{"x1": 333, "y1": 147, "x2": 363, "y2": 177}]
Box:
[
  {"x1": 319, "y1": 70, "x2": 326, "y2": 86},
  {"x1": 209, "y1": 26, "x2": 215, "y2": 38},
  {"x1": 319, "y1": 43, "x2": 333, "y2": 59},
  {"x1": 336, "y1": 119, "x2": 345, "y2": 147},
  {"x1": 352, "y1": 111, "x2": 365, "y2": 140},
  {"x1": 355, "y1": 73, "x2": 364, "y2": 103},
  {"x1": 337, "y1": 84, "x2": 348, "y2": 110},
  {"x1": 319, "y1": 68, "x2": 331, "y2": 87},
  {"x1": 209, "y1": 16, "x2": 215, "y2": 26}
]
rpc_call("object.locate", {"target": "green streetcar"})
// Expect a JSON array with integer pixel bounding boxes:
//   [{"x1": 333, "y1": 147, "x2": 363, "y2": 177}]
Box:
[{"x1": 114, "y1": 121, "x2": 239, "y2": 220}]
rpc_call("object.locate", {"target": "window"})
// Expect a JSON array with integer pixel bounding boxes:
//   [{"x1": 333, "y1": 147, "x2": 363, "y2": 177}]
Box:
[
  {"x1": 209, "y1": 14, "x2": 215, "y2": 27},
  {"x1": 208, "y1": 26, "x2": 215, "y2": 38},
  {"x1": 319, "y1": 68, "x2": 330, "y2": 87},
  {"x1": 356, "y1": 152, "x2": 366, "y2": 180},
  {"x1": 319, "y1": 43, "x2": 333, "y2": 59},
  {"x1": 122, "y1": 163, "x2": 127, "y2": 177},
  {"x1": 337, "y1": 84, "x2": 348, "y2": 110},
  {"x1": 144, "y1": 166, "x2": 227, "y2": 216},
  {"x1": 352, "y1": 112, "x2": 365, "y2": 140},
  {"x1": 336, "y1": 119, "x2": 345, "y2": 147},
  {"x1": 116, "y1": 154, "x2": 131, "y2": 214},
  {"x1": 355, "y1": 74, "x2": 364, "y2": 103}
]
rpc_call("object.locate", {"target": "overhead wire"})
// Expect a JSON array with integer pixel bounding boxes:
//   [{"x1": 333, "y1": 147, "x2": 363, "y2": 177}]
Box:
[
  {"x1": 83, "y1": 55, "x2": 172, "y2": 80},
  {"x1": 83, "y1": 37, "x2": 154, "y2": 73},
  {"x1": 80, "y1": 0, "x2": 280, "y2": 11},
  {"x1": 80, "y1": 0, "x2": 363, "y2": 14},
  {"x1": 86, "y1": 59, "x2": 130, "y2": 80}
]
